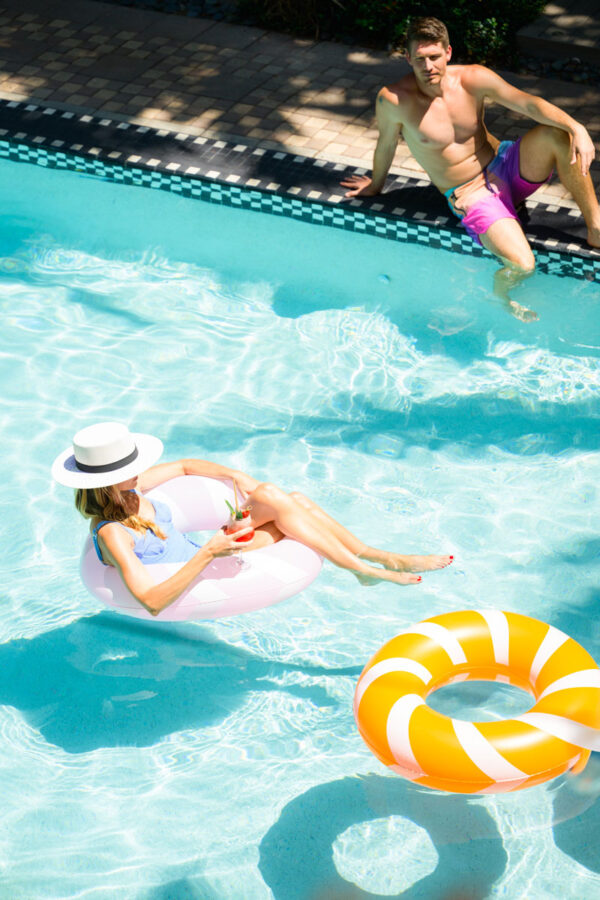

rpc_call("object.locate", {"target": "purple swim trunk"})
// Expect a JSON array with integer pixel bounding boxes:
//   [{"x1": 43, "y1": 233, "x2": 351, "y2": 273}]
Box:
[{"x1": 445, "y1": 139, "x2": 552, "y2": 245}]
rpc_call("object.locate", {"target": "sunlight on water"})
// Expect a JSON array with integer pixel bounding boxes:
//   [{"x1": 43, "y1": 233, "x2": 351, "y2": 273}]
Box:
[{"x1": 0, "y1": 157, "x2": 599, "y2": 899}]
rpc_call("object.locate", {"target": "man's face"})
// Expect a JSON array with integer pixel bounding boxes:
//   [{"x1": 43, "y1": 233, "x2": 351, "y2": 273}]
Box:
[{"x1": 406, "y1": 40, "x2": 452, "y2": 86}]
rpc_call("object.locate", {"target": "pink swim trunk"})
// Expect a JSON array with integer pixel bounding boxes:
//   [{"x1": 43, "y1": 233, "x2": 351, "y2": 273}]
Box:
[{"x1": 445, "y1": 139, "x2": 552, "y2": 245}]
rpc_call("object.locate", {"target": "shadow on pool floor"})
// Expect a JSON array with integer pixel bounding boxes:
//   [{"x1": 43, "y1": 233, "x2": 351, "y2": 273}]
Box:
[{"x1": 0, "y1": 611, "x2": 361, "y2": 753}]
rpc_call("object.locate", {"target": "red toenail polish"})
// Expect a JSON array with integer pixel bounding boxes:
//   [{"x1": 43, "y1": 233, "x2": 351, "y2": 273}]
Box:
[
  {"x1": 450, "y1": 556, "x2": 454, "y2": 560},
  {"x1": 417, "y1": 576, "x2": 422, "y2": 582}
]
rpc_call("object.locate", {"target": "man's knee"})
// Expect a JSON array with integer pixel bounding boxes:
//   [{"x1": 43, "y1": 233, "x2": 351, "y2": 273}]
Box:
[
  {"x1": 536, "y1": 124, "x2": 570, "y2": 156},
  {"x1": 506, "y1": 248, "x2": 536, "y2": 273},
  {"x1": 481, "y1": 222, "x2": 535, "y2": 273}
]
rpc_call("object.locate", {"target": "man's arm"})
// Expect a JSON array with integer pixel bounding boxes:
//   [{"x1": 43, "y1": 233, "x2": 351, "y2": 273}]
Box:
[
  {"x1": 341, "y1": 88, "x2": 403, "y2": 197},
  {"x1": 467, "y1": 66, "x2": 596, "y2": 176}
]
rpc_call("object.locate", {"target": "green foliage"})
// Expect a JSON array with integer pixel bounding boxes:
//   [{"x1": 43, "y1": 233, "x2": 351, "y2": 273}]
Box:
[{"x1": 233, "y1": 0, "x2": 545, "y2": 64}]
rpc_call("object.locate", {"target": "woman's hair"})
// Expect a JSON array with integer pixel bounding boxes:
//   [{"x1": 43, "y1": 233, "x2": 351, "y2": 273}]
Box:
[
  {"x1": 405, "y1": 17, "x2": 450, "y2": 52},
  {"x1": 75, "y1": 485, "x2": 167, "y2": 540}
]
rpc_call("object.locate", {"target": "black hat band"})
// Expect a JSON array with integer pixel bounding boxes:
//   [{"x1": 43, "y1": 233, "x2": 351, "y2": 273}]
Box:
[{"x1": 75, "y1": 445, "x2": 139, "y2": 473}]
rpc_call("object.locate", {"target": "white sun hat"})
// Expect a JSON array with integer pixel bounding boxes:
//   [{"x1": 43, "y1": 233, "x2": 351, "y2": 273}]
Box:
[{"x1": 52, "y1": 422, "x2": 164, "y2": 489}]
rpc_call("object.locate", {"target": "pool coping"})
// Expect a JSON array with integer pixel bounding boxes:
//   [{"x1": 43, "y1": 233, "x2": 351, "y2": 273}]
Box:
[{"x1": 1, "y1": 97, "x2": 599, "y2": 283}]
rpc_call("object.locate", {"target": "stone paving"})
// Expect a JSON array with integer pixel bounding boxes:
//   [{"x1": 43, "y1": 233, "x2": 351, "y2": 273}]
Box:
[
  {"x1": 518, "y1": 0, "x2": 600, "y2": 64},
  {"x1": 0, "y1": 0, "x2": 599, "y2": 208}
]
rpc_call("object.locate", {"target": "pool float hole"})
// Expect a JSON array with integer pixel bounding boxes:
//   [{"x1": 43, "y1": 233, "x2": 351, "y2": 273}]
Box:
[{"x1": 427, "y1": 678, "x2": 534, "y2": 722}]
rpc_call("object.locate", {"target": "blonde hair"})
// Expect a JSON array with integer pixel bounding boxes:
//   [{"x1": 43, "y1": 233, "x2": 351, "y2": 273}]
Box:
[{"x1": 75, "y1": 485, "x2": 167, "y2": 540}]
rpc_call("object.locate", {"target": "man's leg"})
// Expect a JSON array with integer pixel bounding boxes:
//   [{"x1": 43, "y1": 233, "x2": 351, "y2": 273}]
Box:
[
  {"x1": 519, "y1": 125, "x2": 600, "y2": 248},
  {"x1": 479, "y1": 217, "x2": 538, "y2": 321}
]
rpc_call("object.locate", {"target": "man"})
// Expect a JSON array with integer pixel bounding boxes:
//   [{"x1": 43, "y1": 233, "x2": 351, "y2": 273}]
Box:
[{"x1": 341, "y1": 17, "x2": 600, "y2": 309}]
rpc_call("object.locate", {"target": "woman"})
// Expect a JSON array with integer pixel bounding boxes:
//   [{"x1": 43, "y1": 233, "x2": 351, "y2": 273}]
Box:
[{"x1": 52, "y1": 422, "x2": 453, "y2": 617}]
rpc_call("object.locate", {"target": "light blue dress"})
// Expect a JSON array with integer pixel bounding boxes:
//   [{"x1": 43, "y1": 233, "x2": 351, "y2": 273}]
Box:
[{"x1": 92, "y1": 497, "x2": 201, "y2": 566}]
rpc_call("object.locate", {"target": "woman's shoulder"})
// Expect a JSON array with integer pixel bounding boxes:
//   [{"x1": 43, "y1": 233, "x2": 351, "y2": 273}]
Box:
[{"x1": 90, "y1": 517, "x2": 129, "y2": 538}]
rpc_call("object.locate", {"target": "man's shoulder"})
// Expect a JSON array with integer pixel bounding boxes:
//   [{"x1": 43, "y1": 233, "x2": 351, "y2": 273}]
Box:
[
  {"x1": 379, "y1": 73, "x2": 416, "y2": 108},
  {"x1": 455, "y1": 63, "x2": 498, "y2": 89}
]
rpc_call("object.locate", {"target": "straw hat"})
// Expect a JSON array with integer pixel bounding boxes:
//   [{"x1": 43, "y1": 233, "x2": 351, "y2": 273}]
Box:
[{"x1": 52, "y1": 422, "x2": 163, "y2": 488}]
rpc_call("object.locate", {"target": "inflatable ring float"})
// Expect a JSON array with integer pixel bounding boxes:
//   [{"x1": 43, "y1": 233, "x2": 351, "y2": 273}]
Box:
[
  {"x1": 80, "y1": 475, "x2": 322, "y2": 621},
  {"x1": 354, "y1": 609, "x2": 600, "y2": 794}
]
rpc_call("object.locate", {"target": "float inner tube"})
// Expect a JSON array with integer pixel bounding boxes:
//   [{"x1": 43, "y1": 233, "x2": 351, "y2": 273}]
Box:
[
  {"x1": 81, "y1": 475, "x2": 322, "y2": 621},
  {"x1": 354, "y1": 609, "x2": 600, "y2": 793}
]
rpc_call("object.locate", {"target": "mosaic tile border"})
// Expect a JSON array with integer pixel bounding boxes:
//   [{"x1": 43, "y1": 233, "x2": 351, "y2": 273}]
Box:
[{"x1": 0, "y1": 98, "x2": 599, "y2": 282}]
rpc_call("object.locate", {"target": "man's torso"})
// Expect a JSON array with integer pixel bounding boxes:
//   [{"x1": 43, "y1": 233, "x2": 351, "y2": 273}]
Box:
[{"x1": 385, "y1": 65, "x2": 499, "y2": 192}]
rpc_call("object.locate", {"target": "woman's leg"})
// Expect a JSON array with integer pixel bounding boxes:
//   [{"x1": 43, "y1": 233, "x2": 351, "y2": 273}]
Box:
[
  {"x1": 288, "y1": 491, "x2": 453, "y2": 573},
  {"x1": 247, "y1": 483, "x2": 422, "y2": 585}
]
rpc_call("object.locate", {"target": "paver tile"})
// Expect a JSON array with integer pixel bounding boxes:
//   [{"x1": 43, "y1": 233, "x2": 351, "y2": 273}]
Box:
[{"x1": 0, "y1": 0, "x2": 597, "y2": 207}]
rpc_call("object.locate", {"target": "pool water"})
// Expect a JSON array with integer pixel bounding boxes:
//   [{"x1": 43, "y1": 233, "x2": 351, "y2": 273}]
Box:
[{"x1": 2, "y1": 156, "x2": 600, "y2": 899}]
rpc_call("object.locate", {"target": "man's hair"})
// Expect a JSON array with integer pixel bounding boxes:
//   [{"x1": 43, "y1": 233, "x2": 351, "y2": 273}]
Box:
[{"x1": 405, "y1": 17, "x2": 450, "y2": 52}]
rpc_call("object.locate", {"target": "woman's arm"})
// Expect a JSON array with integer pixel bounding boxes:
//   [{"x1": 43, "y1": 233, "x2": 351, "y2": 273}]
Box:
[
  {"x1": 137, "y1": 459, "x2": 260, "y2": 497},
  {"x1": 97, "y1": 521, "x2": 253, "y2": 616}
]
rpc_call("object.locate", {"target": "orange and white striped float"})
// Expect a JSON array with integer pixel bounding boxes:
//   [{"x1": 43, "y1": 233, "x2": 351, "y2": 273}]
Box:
[{"x1": 354, "y1": 609, "x2": 600, "y2": 794}]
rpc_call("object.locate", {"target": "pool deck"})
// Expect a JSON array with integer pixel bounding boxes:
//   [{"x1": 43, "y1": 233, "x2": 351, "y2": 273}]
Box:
[{"x1": 1, "y1": 0, "x2": 599, "y2": 266}]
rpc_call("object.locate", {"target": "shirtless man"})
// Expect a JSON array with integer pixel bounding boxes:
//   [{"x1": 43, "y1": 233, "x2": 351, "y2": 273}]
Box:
[{"x1": 341, "y1": 17, "x2": 600, "y2": 315}]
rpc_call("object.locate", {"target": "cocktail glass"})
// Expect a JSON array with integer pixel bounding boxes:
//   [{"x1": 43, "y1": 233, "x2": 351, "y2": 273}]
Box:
[{"x1": 224, "y1": 508, "x2": 255, "y2": 569}]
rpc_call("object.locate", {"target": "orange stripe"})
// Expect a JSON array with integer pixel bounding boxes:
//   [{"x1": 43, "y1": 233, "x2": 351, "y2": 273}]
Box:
[
  {"x1": 533, "y1": 686, "x2": 600, "y2": 728},
  {"x1": 535, "y1": 639, "x2": 598, "y2": 693},
  {"x1": 427, "y1": 610, "x2": 496, "y2": 671},
  {"x1": 356, "y1": 671, "x2": 426, "y2": 766},
  {"x1": 416, "y1": 773, "x2": 500, "y2": 793},
  {"x1": 408, "y1": 705, "x2": 492, "y2": 785},
  {"x1": 505, "y1": 612, "x2": 551, "y2": 684}
]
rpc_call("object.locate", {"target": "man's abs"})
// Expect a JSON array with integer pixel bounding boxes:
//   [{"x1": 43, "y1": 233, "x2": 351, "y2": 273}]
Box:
[{"x1": 403, "y1": 130, "x2": 497, "y2": 194}]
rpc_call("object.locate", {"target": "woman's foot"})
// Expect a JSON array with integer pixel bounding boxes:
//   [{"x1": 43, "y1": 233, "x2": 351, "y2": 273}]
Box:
[
  {"x1": 354, "y1": 569, "x2": 422, "y2": 586},
  {"x1": 361, "y1": 551, "x2": 453, "y2": 573}
]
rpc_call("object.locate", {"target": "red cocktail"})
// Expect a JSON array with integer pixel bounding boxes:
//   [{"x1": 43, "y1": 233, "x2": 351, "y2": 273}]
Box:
[{"x1": 224, "y1": 508, "x2": 255, "y2": 542}]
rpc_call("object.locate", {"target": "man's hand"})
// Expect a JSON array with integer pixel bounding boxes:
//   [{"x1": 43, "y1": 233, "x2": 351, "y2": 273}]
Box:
[
  {"x1": 340, "y1": 174, "x2": 380, "y2": 199},
  {"x1": 571, "y1": 125, "x2": 596, "y2": 177}
]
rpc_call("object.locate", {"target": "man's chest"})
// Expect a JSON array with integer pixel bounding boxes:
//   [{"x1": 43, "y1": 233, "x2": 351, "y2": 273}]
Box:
[{"x1": 405, "y1": 92, "x2": 482, "y2": 148}]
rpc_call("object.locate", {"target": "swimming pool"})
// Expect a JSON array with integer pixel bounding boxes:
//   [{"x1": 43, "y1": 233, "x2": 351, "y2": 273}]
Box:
[{"x1": 2, "y1": 153, "x2": 600, "y2": 898}]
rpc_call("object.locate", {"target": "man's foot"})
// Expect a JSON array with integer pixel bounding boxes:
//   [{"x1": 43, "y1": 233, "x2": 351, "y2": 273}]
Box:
[
  {"x1": 493, "y1": 270, "x2": 538, "y2": 321},
  {"x1": 587, "y1": 223, "x2": 600, "y2": 250},
  {"x1": 508, "y1": 300, "x2": 539, "y2": 323}
]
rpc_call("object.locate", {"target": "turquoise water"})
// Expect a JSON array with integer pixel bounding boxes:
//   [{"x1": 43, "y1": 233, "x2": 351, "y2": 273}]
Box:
[{"x1": 2, "y1": 156, "x2": 600, "y2": 898}]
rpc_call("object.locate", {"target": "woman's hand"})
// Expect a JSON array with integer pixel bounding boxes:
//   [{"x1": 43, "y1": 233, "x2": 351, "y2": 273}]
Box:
[
  {"x1": 231, "y1": 471, "x2": 260, "y2": 501},
  {"x1": 203, "y1": 526, "x2": 254, "y2": 557}
]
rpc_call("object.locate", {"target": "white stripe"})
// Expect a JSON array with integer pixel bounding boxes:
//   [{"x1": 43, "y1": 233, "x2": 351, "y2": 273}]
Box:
[
  {"x1": 478, "y1": 609, "x2": 509, "y2": 666},
  {"x1": 386, "y1": 694, "x2": 426, "y2": 772},
  {"x1": 396, "y1": 622, "x2": 467, "y2": 665},
  {"x1": 517, "y1": 713, "x2": 600, "y2": 751},
  {"x1": 529, "y1": 626, "x2": 569, "y2": 683},
  {"x1": 537, "y1": 668, "x2": 600, "y2": 701},
  {"x1": 453, "y1": 719, "x2": 527, "y2": 782},
  {"x1": 354, "y1": 657, "x2": 432, "y2": 712}
]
